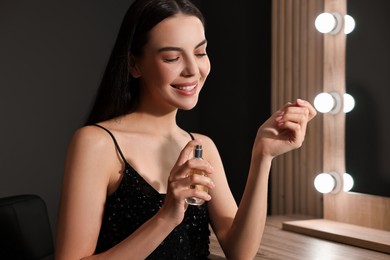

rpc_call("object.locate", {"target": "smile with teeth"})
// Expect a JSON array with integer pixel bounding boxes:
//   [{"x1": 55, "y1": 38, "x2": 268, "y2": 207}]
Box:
[{"x1": 172, "y1": 84, "x2": 197, "y2": 91}]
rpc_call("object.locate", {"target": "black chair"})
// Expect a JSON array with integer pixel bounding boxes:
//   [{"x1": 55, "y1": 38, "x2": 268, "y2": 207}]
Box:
[{"x1": 0, "y1": 194, "x2": 54, "y2": 260}]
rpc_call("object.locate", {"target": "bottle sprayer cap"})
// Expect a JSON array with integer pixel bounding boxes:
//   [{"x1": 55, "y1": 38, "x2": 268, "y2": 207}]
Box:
[{"x1": 195, "y1": 145, "x2": 203, "y2": 159}]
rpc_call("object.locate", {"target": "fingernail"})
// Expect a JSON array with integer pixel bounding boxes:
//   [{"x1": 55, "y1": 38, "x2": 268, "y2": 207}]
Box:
[{"x1": 297, "y1": 99, "x2": 305, "y2": 104}]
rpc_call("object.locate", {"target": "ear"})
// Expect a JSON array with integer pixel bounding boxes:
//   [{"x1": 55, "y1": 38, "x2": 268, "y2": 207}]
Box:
[{"x1": 128, "y1": 53, "x2": 141, "y2": 78}]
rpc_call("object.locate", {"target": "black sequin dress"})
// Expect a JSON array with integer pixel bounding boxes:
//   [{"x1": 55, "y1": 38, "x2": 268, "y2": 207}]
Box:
[{"x1": 94, "y1": 125, "x2": 210, "y2": 259}]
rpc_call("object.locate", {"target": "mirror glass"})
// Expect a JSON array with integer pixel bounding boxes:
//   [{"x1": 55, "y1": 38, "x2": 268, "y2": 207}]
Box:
[{"x1": 346, "y1": 0, "x2": 390, "y2": 197}]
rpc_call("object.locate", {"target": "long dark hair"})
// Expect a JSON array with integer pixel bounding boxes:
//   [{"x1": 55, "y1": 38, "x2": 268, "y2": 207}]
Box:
[{"x1": 85, "y1": 0, "x2": 205, "y2": 125}]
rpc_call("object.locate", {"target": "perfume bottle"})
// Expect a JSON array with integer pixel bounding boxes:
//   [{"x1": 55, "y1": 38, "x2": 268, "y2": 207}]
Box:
[{"x1": 185, "y1": 145, "x2": 208, "y2": 206}]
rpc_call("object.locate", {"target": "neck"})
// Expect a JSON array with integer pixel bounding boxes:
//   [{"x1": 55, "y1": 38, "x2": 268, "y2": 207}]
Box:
[{"x1": 123, "y1": 104, "x2": 180, "y2": 136}]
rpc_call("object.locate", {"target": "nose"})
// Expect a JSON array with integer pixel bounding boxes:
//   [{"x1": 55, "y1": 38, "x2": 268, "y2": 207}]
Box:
[{"x1": 181, "y1": 55, "x2": 198, "y2": 77}]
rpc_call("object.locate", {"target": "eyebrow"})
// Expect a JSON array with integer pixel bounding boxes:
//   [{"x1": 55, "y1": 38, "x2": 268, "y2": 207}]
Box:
[{"x1": 158, "y1": 39, "x2": 207, "y2": 52}]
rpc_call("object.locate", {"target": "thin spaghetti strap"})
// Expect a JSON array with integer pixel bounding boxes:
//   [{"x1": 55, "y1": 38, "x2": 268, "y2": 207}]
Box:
[
  {"x1": 188, "y1": 132, "x2": 195, "y2": 140},
  {"x1": 93, "y1": 124, "x2": 129, "y2": 165}
]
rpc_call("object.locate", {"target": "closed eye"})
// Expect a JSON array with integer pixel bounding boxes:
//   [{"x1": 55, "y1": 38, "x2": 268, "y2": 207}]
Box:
[
  {"x1": 163, "y1": 57, "x2": 180, "y2": 63},
  {"x1": 195, "y1": 53, "x2": 207, "y2": 58}
]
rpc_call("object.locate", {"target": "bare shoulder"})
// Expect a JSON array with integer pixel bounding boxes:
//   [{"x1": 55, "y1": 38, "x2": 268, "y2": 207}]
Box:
[
  {"x1": 71, "y1": 125, "x2": 110, "y2": 143},
  {"x1": 65, "y1": 125, "x2": 120, "y2": 174},
  {"x1": 68, "y1": 125, "x2": 114, "y2": 153}
]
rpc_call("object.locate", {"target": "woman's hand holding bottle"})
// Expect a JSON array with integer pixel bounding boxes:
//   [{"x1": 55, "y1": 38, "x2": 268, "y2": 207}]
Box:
[{"x1": 158, "y1": 140, "x2": 215, "y2": 227}]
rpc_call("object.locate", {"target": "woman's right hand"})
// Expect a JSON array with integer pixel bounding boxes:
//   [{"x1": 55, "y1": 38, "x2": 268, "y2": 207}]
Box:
[{"x1": 158, "y1": 139, "x2": 215, "y2": 226}]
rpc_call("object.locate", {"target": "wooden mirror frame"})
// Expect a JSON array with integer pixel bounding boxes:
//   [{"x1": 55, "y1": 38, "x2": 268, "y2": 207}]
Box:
[{"x1": 271, "y1": 0, "x2": 390, "y2": 253}]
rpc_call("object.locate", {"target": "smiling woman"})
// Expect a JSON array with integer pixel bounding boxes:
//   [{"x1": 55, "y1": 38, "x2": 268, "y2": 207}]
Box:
[
  {"x1": 129, "y1": 14, "x2": 210, "y2": 111},
  {"x1": 55, "y1": 0, "x2": 316, "y2": 259}
]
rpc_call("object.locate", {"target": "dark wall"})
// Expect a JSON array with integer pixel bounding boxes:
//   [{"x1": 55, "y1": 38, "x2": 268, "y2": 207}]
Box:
[
  {"x1": 0, "y1": 0, "x2": 133, "y2": 234},
  {"x1": 179, "y1": 1, "x2": 272, "y2": 204},
  {"x1": 346, "y1": 0, "x2": 390, "y2": 197},
  {"x1": 0, "y1": 0, "x2": 271, "y2": 235}
]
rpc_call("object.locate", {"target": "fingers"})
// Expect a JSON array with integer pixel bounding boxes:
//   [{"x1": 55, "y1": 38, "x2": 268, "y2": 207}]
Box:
[
  {"x1": 175, "y1": 139, "x2": 202, "y2": 166},
  {"x1": 181, "y1": 157, "x2": 214, "y2": 177},
  {"x1": 273, "y1": 99, "x2": 316, "y2": 147},
  {"x1": 296, "y1": 99, "x2": 317, "y2": 120},
  {"x1": 280, "y1": 99, "x2": 316, "y2": 116},
  {"x1": 167, "y1": 170, "x2": 215, "y2": 205},
  {"x1": 276, "y1": 99, "x2": 316, "y2": 126},
  {"x1": 173, "y1": 174, "x2": 215, "y2": 199},
  {"x1": 275, "y1": 107, "x2": 307, "y2": 128},
  {"x1": 184, "y1": 172, "x2": 215, "y2": 191},
  {"x1": 171, "y1": 140, "x2": 214, "y2": 180},
  {"x1": 170, "y1": 171, "x2": 215, "y2": 191},
  {"x1": 169, "y1": 157, "x2": 215, "y2": 193}
]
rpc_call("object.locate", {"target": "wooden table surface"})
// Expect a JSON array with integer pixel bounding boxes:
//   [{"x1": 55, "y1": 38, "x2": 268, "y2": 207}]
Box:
[{"x1": 209, "y1": 215, "x2": 390, "y2": 260}]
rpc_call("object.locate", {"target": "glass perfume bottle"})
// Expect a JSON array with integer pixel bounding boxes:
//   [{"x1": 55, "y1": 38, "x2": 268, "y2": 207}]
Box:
[{"x1": 185, "y1": 145, "x2": 208, "y2": 206}]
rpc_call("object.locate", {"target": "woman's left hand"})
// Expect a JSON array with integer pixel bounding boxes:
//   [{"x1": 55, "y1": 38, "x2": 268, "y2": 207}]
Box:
[{"x1": 253, "y1": 99, "x2": 317, "y2": 159}]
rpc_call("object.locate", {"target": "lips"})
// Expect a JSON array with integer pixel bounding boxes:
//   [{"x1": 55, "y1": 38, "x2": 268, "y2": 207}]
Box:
[
  {"x1": 171, "y1": 82, "x2": 198, "y2": 95},
  {"x1": 172, "y1": 85, "x2": 196, "y2": 91}
]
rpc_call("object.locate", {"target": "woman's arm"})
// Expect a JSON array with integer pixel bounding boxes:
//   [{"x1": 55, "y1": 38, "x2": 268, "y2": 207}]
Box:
[
  {"x1": 55, "y1": 126, "x2": 113, "y2": 259},
  {"x1": 206, "y1": 99, "x2": 316, "y2": 260}
]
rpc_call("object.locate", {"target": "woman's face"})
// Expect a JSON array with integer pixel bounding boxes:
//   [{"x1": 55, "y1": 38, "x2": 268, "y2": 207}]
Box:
[{"x1": 133, "y1": 14, "x2": 211, "y2": 111}]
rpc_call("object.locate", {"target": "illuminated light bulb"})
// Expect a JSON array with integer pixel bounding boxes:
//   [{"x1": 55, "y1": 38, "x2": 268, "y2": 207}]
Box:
[
  {"x1": 314, "y1": 93, "x2": 335, "y2": 113},
  {"x1": 315, "y1": 13, "x2": 336, "y2": 33},
  {"x1": 343, "y1": 173, "x2": 354, "y2": 192},
  {"x1": 344, "y1": 15, "x2": 356, "y2": 34},
  {"x1": 314, "y1": 173, "x2": 335, "y2": 194},
  {"x1": 343, "y1": 93, "x2": 355, "y2": 113},
  {"x1": 315, "y1": 12, "x2": 342, "y2": 34}
]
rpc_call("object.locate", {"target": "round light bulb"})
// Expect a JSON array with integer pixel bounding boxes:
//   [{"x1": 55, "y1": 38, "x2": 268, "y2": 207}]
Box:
[
  {"x1": 315, "y1": 13, "x2": 337, "y2": 33},
  {"x1": 314, "y1": 93, "x2": 335, "y2": 113},
  {"x1": 343, "y1": 93, "x2": 355, "y2": 113},
  {"x1": 343, "y1": 173, "x2": 354, "y2": 192},
  {"x1": 314, "y1": 173, "x2": 336, "y2": 193},
  {"x1": 344, "y1": 15, "x2": 356, "y2": 34}
]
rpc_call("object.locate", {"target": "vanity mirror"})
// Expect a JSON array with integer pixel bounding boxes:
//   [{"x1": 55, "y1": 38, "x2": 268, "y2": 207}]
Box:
[
  {"x1": 345, "y1": 0, "x2": 390, "y2": 198},
  {"x1": 271, "y1": 0, "x2": 390, "y2": 254}
]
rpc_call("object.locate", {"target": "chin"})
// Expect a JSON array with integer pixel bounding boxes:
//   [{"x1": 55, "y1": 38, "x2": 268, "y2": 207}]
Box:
[
  {"x1": 177, "y1": 101, "x2": 199, "y2": 111},
  {"x1": 178, "y1": 104, "x2": 197, "y2": 111},
  {"x1": 174, "y1": 96, "x2": 199, "y2": 111}
]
